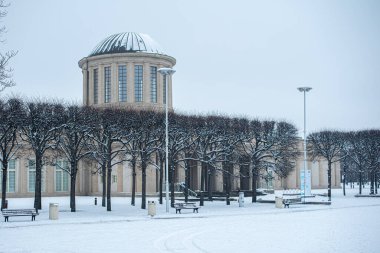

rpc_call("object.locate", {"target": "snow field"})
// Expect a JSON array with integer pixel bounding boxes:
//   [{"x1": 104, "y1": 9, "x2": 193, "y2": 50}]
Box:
[{"x1": 1, "y1": 188, "x2": 379, "y2": 253}]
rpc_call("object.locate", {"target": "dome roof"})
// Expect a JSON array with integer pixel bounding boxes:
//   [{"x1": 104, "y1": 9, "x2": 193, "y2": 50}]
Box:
[{"x1": 89, "y1": 32, "x2": 165, "y2": 57}]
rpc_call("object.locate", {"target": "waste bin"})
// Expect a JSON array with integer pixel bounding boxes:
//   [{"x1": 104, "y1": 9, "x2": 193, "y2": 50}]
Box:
[
  {"x1": 49, "y1": 203, "x2": 59, "y2": 220},
  {"x1": 239, "y1": 192, "x2": 244, "y2": 207},
  {"x1": 148, "y1": 201, "x2": 156, "y2": 217},
  {"x1": 275, "y1": 196, "x2": 284, "y2": 208}
]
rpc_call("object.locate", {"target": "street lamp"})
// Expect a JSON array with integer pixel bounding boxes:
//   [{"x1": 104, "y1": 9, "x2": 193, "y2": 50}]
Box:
[
  {"x1": 297, "y1": 86, "x2": 312, "y2": 203},
  {"x1": 158, "y1": 67, "x2": 176, "y2": 213}
]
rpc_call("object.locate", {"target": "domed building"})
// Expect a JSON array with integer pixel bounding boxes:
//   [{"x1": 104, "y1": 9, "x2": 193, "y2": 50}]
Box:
[
  {"x1": 1, "y1": 32, "x2": 341, "y2": 202},
  {"x1": 78, "y1": 32, "x2": 176, "y2": 110}
]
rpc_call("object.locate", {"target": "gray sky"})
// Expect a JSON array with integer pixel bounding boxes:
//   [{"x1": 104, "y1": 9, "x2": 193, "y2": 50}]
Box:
[{"x1": 2, "y1": 0, "x2": 380, "y2": 134}]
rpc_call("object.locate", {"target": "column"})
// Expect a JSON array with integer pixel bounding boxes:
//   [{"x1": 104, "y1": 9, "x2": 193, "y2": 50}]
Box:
[
  {"x1": 88, "y1": 67, "x2": 93, "y2": 105},
  {"x1": 98, "y1": 64, "x2": 104, "y2": 105},
  {"x1": 127, "y1": 62, "x2": 134, "y2": 103},
  {"x1": 143, "y1": 62, "x2": 150, "y2": 103},
  {"x1": 168, "y1": 74, "x2": 173, "y2": 109},
  {"x1": 157, "y1": 64, "x2": 163, "y2": 106},
  {"x1": 111, "y1": 62, "x2": 118, "y2": 103},
  {"x1": 82, "y1": 68, "x2": 88, "y2": 106}
]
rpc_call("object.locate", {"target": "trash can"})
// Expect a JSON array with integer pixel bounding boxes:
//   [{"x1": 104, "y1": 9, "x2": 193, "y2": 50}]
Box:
[
  {"x1": 148, "y1": 201, "x2": 156, "y2": 217},
  {"x1": 49, "y1": 203, "x2": 59, "y2": 220},
  {"x1": 275, "y1": 196, "x2": 284, "y2": 208},
  {"x1": 239, "y1": 192, "x2": 244, "y2": 207}
]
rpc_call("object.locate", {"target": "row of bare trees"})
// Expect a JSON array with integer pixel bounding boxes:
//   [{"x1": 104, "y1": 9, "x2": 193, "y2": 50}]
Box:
[
  {"x1": 0, "y1": 97, "x2": 301, "y2": 211},
  {"x1": 308, "y1": 130, "x2": 380, "y2": 200}
]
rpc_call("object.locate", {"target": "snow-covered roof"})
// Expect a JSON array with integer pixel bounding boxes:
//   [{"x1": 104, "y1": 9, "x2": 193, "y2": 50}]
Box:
[{"x1": 89, "y1": 32, "x2": 165, "y2": 57}]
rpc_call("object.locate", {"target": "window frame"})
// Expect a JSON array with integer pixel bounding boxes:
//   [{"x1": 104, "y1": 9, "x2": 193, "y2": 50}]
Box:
[{"x1": 134, "y1": 65, "x2": 143, "y2": 102}]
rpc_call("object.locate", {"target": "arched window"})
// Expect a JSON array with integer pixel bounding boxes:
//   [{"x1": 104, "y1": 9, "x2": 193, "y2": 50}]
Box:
[{"x1": 93, "y1": 69, "x2": 98, "y2": 104}]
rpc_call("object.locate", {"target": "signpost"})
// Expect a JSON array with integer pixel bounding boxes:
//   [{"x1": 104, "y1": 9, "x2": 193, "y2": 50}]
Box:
[{"x1": 300, "y1": 170, "x2": 311, "y2": 197}]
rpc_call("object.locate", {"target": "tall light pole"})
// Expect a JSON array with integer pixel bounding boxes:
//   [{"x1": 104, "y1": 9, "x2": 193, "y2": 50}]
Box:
[
  {"x1": 297, "y1": 86, "x2": 312, "y2": 202},
  {"x1": 158, "y1": 67, "x2": 176, "y2": 213}
]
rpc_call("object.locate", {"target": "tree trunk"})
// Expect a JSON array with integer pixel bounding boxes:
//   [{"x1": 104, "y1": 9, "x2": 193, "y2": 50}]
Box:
[
  {"x1": 252, "y1": 171, "x2": 257, "y2": 203},
  {"x1": 342, "y1": 170, "x2": 346, "y2": 196},
  {"x1": 106, "y1": 166, "x2": 112, "y2": 211},
  {"x1": 159, "y1": 158, "x2": 163, "y2": 204},
  {"x1": 70, "y1": 161, "x2": 77, "y2": 212},
  {"x1": 170, "y1": 164, "x2": 175, "y2": 208},
  {"x1": 375, "y1": 173, "x2": 378, "y2": 195},
  {"x1": 207, "y1": 168, "x2": 213, "y2": 201},
  {"x1": 370, "y1": 171, "x2": 375, "y2": 195},
  {"x1": 141, "y1": 159, "x2": 146, "y2": 209},
  {"x1": 34, "y1": 155, "x2": 42, "y2": 210},
  {"x1": 131, "y1": 159, "x2": 136, "y2": 206},
  {"x1": 223, "y1": 162, "x2": 231, "y2": 206},
  {"x1": 327, "y1": 161, "x2": 332, "y2": 201},
  {"x1": 342, "y1": 165, "x2": 346, "y2": 196},
  {"x1": 184, "y1": 164, "x2": 189, "y2": 203},
  {"x1": 70, "y1": 174, "x2": 76, "y2": 212},
  {"x1": 1, "y1": 160, "x2": 8, "y2": 210},
  {"x1": 102, "y1": 163, "x2": 106, "y2": 207},
  {"x1": 200, "y1": 163, "x2": 206, "y2": 206},
  {"x1": 359, "y1": 171, "x2": 362, "y2": 195},
  {"x1": 106, "y1": 146, "x2": 112, "y2": 211}
]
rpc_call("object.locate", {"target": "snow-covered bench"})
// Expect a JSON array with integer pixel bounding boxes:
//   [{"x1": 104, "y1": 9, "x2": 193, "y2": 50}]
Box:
[
  {"x1": 2, "y1": 209, "x2": 39, "y2": 222},
  {"x1": 282, "y1": 193, "x2": 302, "y2": 208},
  {"x1": 173, "y1": 202, "x2": 200, "y2": 214}
]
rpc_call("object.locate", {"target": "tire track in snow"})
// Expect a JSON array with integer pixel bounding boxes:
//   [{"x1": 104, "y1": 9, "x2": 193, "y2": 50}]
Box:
[{"x1": 154, "y1": 227, "x2": 209, "y2": 253}]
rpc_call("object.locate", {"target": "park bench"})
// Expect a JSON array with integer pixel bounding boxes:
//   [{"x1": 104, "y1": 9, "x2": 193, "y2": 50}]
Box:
[
  {"x1": 2, "y1": 209, "x2": 39, "y2": 222},
  {"x1": 173, "y1": 202, "x2": 200, "y2": 214},
  {"x1": 282, "y1": 193, "x2": 303, "y2": 208}
]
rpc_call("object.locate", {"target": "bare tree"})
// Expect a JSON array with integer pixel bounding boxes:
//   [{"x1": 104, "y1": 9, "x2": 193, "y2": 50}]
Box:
[
  {"x1": 270, "y1": 121, "x2": 299, "y2": 182},
  {"x1": 134, "y1": 110, "x2": 163, "y2": 209},
  {"x1": 88, "y1": 107, "x2": 128, "y2": 211},
  {"x1": 308, "y1": 130, "x2": 344, "y2": 201},
  {"x1": 239, "y1": 120, "x2": 299, "y2": 202},
  {"x1": 0, "y1": 1, "x2": 17, "y2": 91},
  {"x1": 52, "y1": 105, "x2": 92, "y2": 212},
  {"x1": 343, "y1": 130, "x2": 380, "y2": 195},
  {"x1": 0, "y1": 98, "x2": 23, "y2": 209},
  {"x1": 239, "y1": 120, "x2": 276, "y2": 203},
  {"x1": 20, "y1": 100, "x2": 64, "y2": 210},
  {"x1": 347, "y1": 130, "x2": 380, "y2": 195},
  {"x1": 121, "y1": 126, "x2": 140, "y2": 206},
  {"x1": 193, "y1": 115, "x2": 232, "y2": 203}
]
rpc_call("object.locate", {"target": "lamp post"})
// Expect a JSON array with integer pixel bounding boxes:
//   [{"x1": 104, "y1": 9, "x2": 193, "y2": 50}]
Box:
[
  {"x1": 158, "y1": 67, "x2": 176, "y2": 213},
  {"x1": 297, "y1": 86, "x2": 312, "y2": 202}
]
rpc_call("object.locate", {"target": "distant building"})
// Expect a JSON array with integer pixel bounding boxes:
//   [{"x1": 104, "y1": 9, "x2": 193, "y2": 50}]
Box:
[
  {"x1": 78, "y1": 32, "x2": 176, "y2": 110},
  {"x1": 1, "y1": 32, "x2": 340, "y2": 198}
]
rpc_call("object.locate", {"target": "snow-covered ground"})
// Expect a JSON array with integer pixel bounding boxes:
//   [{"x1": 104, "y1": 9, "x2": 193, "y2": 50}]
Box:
[{"x1": 1, "y1": 187, "x2": 379, "y2": 253}]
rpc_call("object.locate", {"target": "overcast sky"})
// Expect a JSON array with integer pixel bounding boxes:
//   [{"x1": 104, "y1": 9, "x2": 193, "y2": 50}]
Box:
[{"x1": 2, "y1": 0, "x2": 380, "y2": 134}]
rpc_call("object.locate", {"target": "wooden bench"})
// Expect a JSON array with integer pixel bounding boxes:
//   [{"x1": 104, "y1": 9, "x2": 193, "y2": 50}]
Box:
[
  {"x1": 174, "y1": 202, "x2": 200, "y2": 214},
  {"x1": 282, "y1": 194, "x2": 303, "y2": 208},
  {"x1": 2, "y1": 209, "x2": 39, "y2": 222}
]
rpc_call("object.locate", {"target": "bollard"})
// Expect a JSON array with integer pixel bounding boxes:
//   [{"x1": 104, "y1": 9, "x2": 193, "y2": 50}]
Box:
[
  {"x1": 95, "y1": 197, "x2": 97, "y2": 205},
  {"x1": 275, "y1": 196, "x2": 284, "y2": 208},
  {"x1": 239, "y1": 192, "x2": 244, "y2": 207},
  {"x1": 148, "y1": 201, "x2": 156, "y2": 217},
  {"x1": 200, "y1": 191, "x2": 204, "y2": 206},
  {"x1": 49, "y1": 203, "x2": 59, "y2": 220}
]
